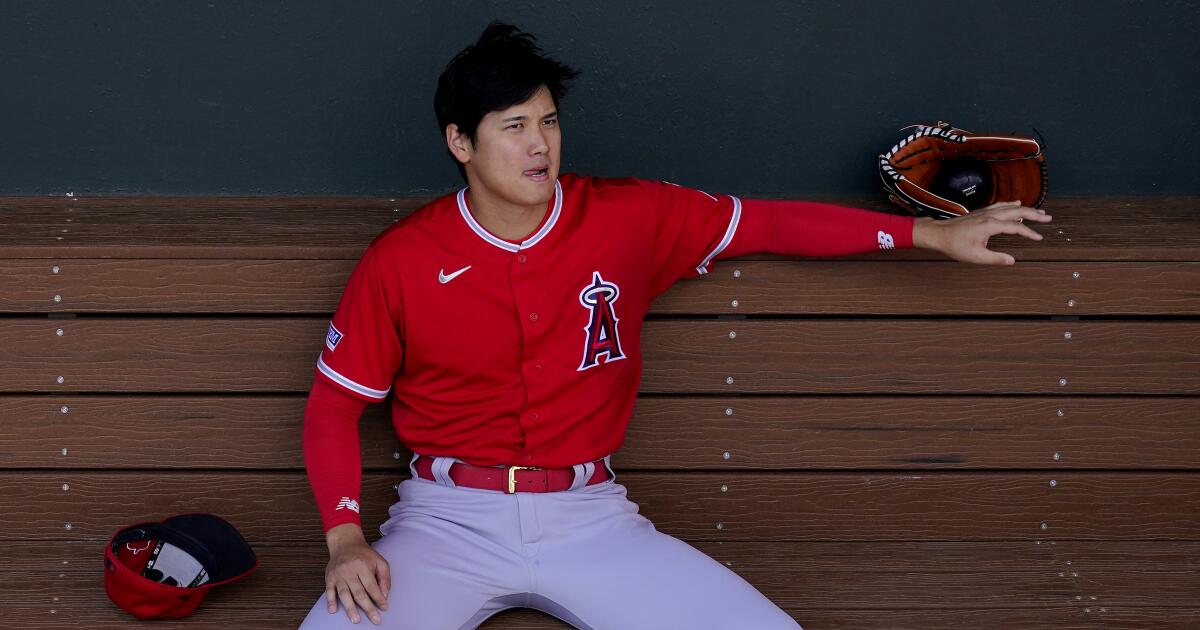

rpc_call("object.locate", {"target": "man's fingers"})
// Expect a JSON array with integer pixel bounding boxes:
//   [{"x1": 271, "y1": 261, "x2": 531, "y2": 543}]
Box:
[
  {"x1": 375, "y1": 561, "x2": 392, "y2": 610},
  {"x1": 360, "y1": 569, "x2": 389, "y2": 616},
  {"x1": 336, "y1": 583, "x2": 361, "y2": 624},
  {"x1": 986, "y1": 205, "x2": 1053, "y2": 223},
  {"x1": 988, "y1": 218, "x2": 1044, "y2": 241},
  {"x1": 1016, "y1": 223, "x2": 1045, "y2": 241},
  {"x1": 350, "y1": 578, "x2": 383, "y2": 625},
  {"x1": 326, "y1": 584, "x2": 338, "y2": 613}
]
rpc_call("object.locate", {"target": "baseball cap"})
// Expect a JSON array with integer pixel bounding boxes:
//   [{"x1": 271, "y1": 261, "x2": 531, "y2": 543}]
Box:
[{"x1": 104, "y1": 513, "x2": 258, "y2": 619}]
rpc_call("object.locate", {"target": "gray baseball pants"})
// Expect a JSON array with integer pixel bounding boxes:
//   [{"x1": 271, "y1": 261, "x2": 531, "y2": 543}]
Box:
[{"x1": 297, "y1": 455, "x2": 803, "y2": 630}]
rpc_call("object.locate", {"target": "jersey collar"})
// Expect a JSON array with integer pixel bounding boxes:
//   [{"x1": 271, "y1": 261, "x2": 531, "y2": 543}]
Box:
[{"x1": 456, "y1": 179, "x2": 563, "y2": 253}]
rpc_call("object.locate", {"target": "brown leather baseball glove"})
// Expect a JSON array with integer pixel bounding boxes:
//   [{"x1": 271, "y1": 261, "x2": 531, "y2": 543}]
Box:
[{"x1": 878, "y1": 121, "x2": 1048, "y2": 220}]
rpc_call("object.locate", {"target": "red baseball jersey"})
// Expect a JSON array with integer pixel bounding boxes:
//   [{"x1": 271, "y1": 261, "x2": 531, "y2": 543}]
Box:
[
  {"x1": 306, "y1": 173, "x2": 918, "y2": 531},
  {"x1": 315, "y1": 173, "x2": 747, "y2": 468}
]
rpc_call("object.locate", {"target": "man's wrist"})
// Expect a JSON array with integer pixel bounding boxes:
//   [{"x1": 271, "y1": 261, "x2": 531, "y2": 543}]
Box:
[
  {"x1": 911, "y1": 217, "x2": 941, "y2": 251},
  {"x1": 325, "y1": 522, "x2": 367, "y2": 550}
]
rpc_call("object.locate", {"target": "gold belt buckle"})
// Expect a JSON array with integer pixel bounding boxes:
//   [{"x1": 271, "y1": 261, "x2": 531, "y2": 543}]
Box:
[{"x1": 506, "y1": 465, "x2": 542, "y2": 494}]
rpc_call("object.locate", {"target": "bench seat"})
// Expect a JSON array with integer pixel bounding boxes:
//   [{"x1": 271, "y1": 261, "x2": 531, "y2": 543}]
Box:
[{"x1": 1, "y1": 195, "x2": 1197, "y2": 628}]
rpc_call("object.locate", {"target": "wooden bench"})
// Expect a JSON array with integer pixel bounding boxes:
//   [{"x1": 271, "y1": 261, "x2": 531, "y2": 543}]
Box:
[{"x1": 1, "y1": 195, "x2": 1198, "y2": 629}]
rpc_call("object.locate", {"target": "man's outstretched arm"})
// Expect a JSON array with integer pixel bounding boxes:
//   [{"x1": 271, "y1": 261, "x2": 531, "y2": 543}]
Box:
[{"x1": 719, "y1": 198, "x2": 1051, "y2": 264}]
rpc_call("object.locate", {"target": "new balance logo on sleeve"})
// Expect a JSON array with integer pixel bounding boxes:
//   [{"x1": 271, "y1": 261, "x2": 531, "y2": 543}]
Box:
[
  {"x1": 877, "y1": 230, "x2": 895, "y2": 250},
  {"x1": 335, "y1": 497, "x2": 360, "y2": 513}
]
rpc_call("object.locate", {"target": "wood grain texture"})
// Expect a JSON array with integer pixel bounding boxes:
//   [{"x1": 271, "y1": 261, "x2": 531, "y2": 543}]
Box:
[
  {"x1": 2, "y1": 472, "x2": 1196, "y2": 542},
  {"x1": 4, "y1": 259, "x2": 1198, "y2": 315},
  {"x1": 5, "y1": 541, "x2": 1196, "y2": 628},
  {"x1": 2, "y1": 318, "x2": 1197, "y2": 393},
  {"x1": 2, "y1": 196, "x2": 1198, "y2": 261},
  {"x1": 2, "y1": 395, "x2": 1197, "y2": 470},
  {"x1": 1047, "y1": 541, "x2": 1200, "y2": 606}
]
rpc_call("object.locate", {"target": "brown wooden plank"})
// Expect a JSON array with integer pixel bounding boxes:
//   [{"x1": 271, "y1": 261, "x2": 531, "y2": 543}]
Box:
[
  {"x1": 2, "y1": 472, "x2": 1196, "y2": 542},
  {"x1": 2, "y1": 319, "x2": 1197, "y2": 394},
  {"x1": 1046, "y1": 541, "x2": 1200, "y2": 607},
  {"x1": 642, "y1": 320, "x2": 1200, "y2": 394},
  {"x1": 4, "y1": 395, "x2": 1198, "y2": 470},
  {"x1": 0, "y1": 196, "x2": 428, "y2": 260},
  {"x1": 1091, "y1": 608, "x2": 1200, "y2": 629},
  {"x1": 4, "y1": 259, "x2": 1199, "y2": 315},
  {"x1": 1, "y1": 196, "x2": 1198, "y2": 261},
  {"x1": 658, "y1": 260, "x2": 1200, "y2": 316},
  {"x1": 0, "y1": 258, "x2": 353, "y2": 313}
]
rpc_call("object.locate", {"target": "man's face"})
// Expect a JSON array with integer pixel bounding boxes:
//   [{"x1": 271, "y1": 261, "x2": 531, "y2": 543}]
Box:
[{"x1": 452, "y1": 85, "x2": 561, "y2": 211}]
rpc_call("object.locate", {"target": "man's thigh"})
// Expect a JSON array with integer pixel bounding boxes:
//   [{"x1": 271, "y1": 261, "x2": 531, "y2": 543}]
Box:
[
  {"x1": 296, "y1": 513, "x2": 527, "y2": 630},
  {"x1": 533, "y1": 490, "x2": 803, "y2": 630}
]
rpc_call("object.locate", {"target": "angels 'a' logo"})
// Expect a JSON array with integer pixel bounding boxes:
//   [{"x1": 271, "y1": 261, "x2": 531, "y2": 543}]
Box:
[{"x1": 577, "y1": 271, "x2": 626, "y2": 371}]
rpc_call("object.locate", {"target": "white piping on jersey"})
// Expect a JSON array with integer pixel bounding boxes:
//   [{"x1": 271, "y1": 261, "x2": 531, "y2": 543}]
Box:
[
  {"x1": 695, "y1": 196, "x2": 742, "y2": 276},
  {"x1": 456, "y1": 179, "x2": 563, "y2": 253},
  {"x1": 316, "y1": 355, "x2": 390, "y2": 400}
]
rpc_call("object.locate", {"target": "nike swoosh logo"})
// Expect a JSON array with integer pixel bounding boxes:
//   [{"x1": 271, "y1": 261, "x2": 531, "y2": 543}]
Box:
[{"x1": 438, "y1": 265, "x2": 472, "y2": 284}]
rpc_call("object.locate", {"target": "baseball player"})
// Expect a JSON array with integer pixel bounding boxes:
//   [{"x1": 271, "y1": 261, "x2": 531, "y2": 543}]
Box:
[{"x1": 298, "y1": 22, "x2": 1052, "y2": 630}]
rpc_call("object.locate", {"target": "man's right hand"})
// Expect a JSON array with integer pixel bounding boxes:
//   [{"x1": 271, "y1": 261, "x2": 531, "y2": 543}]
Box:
[{"x1": 324, "y1": 523, "x2": 391, "y2": 625}]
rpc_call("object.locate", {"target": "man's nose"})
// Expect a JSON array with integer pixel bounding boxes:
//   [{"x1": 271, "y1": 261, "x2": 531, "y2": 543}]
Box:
[{"x1": 530, "y1": 127, "x2": 549, "y2": 155}]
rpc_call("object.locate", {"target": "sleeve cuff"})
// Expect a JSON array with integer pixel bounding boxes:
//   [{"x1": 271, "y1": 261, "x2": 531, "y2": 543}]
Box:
[
  {"x1": 322, "y1": 509, "x2": 364, "y2": 534},
  {"x1": 695, "y1": 196, "x2": 743, "y2": 275},
  {"x1": 315, "y1": 355, "x2": 390, "y2": 402}
]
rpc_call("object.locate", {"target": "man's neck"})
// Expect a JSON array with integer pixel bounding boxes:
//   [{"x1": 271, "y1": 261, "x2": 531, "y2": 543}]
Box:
[{"x1": 466, "y1": 186, "x2": 549, "y2": 242}]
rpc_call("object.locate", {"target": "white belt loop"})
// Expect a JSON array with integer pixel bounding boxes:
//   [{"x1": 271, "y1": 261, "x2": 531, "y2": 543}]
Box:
[
  {"x1": 408, "y1": 453, "x2": 421, "y2": 479},
  {"x1": 568, "y1": 462, "x2": 594, "y2": 491},
  {"x1": 603, "y1": 454, "x2": 616, "y2": 482},
  {"x1": 431, "y1": 456, "x2": 457, "y2": 487}
]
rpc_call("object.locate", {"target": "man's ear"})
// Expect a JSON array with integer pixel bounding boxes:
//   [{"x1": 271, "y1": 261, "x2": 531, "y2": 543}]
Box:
[{"x1": 445, "y1": 124, "x2": 473, "y2": 165}]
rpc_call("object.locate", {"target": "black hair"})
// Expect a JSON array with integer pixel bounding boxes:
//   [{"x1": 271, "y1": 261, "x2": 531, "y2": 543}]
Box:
[{"x1": 434, "y1": 22, "x2": 581, "y2": 180}]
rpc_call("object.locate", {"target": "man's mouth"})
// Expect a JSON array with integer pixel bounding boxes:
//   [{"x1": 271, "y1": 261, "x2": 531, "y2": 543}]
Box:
[{"x1": 524, "y1": 167, "x2": 549, "y2": 181}]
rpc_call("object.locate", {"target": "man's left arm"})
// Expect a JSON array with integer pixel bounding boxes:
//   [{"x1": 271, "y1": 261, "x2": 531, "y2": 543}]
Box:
[{"x1": 719, "y1": 198, "x2": 1052, "y2": 265}]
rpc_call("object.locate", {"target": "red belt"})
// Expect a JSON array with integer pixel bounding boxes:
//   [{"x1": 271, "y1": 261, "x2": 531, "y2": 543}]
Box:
[{"x1": 412, "y1": 455, "x2": 611, "y2": 494}]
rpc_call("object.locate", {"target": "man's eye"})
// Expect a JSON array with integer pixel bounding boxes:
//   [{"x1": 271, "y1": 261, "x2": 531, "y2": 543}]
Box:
[
  {"x1": 506, "y1": 123, "x2": 522, "y2": 130},
  {"x1": 543, "y1": 118, "x2": 557, "y2": 126}
]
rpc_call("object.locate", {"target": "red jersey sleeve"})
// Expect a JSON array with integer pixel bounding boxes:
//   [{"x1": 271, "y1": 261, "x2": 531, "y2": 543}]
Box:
[
  {"x1": 718, "y1": 198, "x2": 916, "y2": 259},
  {"x1": 644, "y1": 179, "x2": 742, "y2": 297},
  {"x1": 303, "y1": 377, "x2": 369, "y2": 533},
  {"x1": 315, "y1": 246, "x2": 404, "y2": 402}
]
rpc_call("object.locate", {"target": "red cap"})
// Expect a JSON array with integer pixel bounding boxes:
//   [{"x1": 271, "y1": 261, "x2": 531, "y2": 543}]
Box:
[{"x1": 103, "y1": 513, "x2": 257, "y2": 619}]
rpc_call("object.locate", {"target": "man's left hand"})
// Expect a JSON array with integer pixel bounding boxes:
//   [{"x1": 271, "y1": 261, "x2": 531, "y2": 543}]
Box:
[{"x1": 913, "y1": 200, "x2": 1053, "y2": 265}]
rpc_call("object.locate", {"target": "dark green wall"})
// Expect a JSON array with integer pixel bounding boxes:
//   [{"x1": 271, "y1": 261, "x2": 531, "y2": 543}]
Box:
[{"x1": 3, "y1": 1, "x2": 1196, "y2": 196}]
